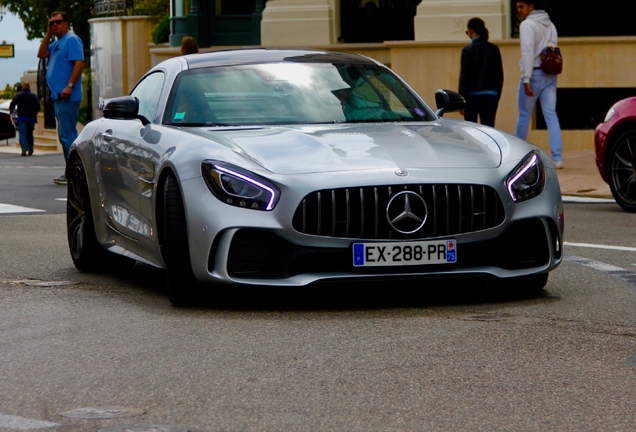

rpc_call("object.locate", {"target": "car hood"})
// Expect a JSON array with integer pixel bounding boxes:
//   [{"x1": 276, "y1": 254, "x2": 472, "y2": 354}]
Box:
[{"x1": 193, "y1": 121, "x2": 507, "y2": 175}]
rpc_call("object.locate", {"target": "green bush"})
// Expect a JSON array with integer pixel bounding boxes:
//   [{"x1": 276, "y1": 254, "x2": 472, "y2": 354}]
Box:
[
  {"x1": 1, "y1": 84, "x2": 18, "y2": 101},
  {"x1": 152, "y1": 15, "x2": 171, "y2": 44}
]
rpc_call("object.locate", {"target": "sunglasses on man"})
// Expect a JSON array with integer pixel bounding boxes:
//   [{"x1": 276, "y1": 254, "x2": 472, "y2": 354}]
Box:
[{"x1": 49, "y1": 19, "x2": 67, "y2": 26}]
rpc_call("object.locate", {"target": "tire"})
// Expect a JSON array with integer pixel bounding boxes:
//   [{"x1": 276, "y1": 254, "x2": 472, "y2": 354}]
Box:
[
  {"x1": 493, "y1": 273, "x2": 549, "y2": 295},
  {"x1": 608, "y1": 131, "x2": 636, "y2": 212},
  {"x1": 67, "y1": 157, "x2": 134, "y2": 272},
  {"x1": 67, "y1": 157, "x2": 102, "y2": 271},
  {"x1": 163, "y1": 173, "x2": 200, "y2": 306},
  {"x1": 513, "y1": 273, "x2": 549, "y2": 294}
]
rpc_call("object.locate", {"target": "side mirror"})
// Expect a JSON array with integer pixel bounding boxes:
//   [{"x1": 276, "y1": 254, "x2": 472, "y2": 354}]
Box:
[
  {"x1": 102, "y1": 96, "x2": 150, "y2": 125},
  {"x1": 434, "y1": 89, "x2": 466, "y2": 117}
]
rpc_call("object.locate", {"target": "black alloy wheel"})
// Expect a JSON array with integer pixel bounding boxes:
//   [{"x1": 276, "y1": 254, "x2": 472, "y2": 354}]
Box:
[
  {"x1": 608, "y1": 131, "x2": 636, "y2": 212},
  {"x1": 66, "y1": 157, "x2": 105, "y2": 271}
]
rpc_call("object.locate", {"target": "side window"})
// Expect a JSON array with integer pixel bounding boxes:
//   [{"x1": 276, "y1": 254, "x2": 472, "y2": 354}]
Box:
[{"x1": 131, "y1": 72, "x2": 165, "y2": 123}]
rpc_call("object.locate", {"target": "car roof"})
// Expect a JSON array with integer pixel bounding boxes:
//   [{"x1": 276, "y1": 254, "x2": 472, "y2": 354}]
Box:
[{"x1": 173, "y1": 48, "x2": 381, "y2": 70}]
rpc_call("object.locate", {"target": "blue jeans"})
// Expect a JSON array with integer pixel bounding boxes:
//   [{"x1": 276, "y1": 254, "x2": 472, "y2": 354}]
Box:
[
  {"x1": 17, "y1": 120, "x2": 35, "y2": 152},
  {"x1": 53, "y1": 99, "x2": 80, "y2": 162},
  {"x1": 515, "y1": 70, "x2": 563, "y2": 162}
]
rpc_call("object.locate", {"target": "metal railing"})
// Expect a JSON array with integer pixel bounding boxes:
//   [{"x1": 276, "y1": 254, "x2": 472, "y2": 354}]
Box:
[{"x1": 92, "y1": 0, "x2": 134, "y2": 17}]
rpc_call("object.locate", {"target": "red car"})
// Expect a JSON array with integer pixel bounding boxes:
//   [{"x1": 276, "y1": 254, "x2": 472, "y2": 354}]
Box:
[{"x1": 595, "y1": 96, "x2": 636, "y2": 212}]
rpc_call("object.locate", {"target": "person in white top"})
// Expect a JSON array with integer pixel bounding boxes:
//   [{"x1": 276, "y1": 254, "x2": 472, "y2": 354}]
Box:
[{"x1": 514, "y1": 0, "x2": 564, "y2": 169}]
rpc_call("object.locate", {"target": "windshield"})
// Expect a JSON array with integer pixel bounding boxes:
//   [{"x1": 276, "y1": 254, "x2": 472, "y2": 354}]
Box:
[{"x1": 164, "y1": 61, "x2": 435, "y2": 126}]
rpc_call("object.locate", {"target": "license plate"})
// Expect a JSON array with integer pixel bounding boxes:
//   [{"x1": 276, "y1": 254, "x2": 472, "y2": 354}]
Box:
[{"x1": 352, "y1": 239, "x2": 457, "y2": 267}]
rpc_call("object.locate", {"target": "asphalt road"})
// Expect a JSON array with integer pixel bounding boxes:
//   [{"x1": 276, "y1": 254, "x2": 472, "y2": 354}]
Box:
[
  {"x1": 0, "y1": 151, "x2": 635, "y2": 432},
  {"x1": 0, "y1": 150, "x2": 66, "y2": 214}
]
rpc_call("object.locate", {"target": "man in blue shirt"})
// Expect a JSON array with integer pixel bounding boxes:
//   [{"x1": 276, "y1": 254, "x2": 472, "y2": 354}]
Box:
[
  {"x1": 37, "y1": 11, "x2": 85, "y2": 185},
  {"x1": 9, "y1": 81, "x2": 41, "y2": 156}
]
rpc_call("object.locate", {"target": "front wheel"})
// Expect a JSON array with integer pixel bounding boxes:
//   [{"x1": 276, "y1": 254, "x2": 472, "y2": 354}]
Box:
[
  {"x1": 608, "y1": 131, "x2": 636, "y2": 212},
  {"x1": 66, "y1": 157, "x2": 105, "y2": 272},
  {"x1": 67, "y1": 157, "x2": 134, "y2": 272},
  {"x1": 163, "y1": 173, "x2": 200, "y2": 306}
]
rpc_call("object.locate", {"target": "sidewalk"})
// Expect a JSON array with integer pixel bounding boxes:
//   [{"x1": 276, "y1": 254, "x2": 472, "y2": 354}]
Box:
[
  {"x1": 0, "y1": 139, "x2": 612, "y2": 199},
  {"x1": 556, "y1": 149, "x2": 612, "y2": 199}
]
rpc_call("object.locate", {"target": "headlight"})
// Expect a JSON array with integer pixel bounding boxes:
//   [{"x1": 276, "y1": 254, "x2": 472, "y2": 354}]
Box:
[
  {"x1": 201, "y1": 161, "x2": 280, "y2": 211},
  {"x1": 505, "y1": 151, "x2": 545, "y2": 203},
  {"x1": 604, "y1": 106, "x2": 616, "y2": 123}
]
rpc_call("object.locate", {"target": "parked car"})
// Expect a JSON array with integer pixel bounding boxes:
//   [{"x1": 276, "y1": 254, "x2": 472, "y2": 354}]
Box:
[
  {"x1": 595, "y1": 96, "x2": 636, "y2": 212},
  {"x1": 67, "y1": 49, "x2": 564, "y2": 306},
  {"x1": 0, "y1": 105, "x2": 16, "y2": 141}
]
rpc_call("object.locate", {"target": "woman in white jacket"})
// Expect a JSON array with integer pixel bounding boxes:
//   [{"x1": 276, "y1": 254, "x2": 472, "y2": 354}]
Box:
[{"x1": 514, "y1": 0, "x2": 564, "y2": 169}]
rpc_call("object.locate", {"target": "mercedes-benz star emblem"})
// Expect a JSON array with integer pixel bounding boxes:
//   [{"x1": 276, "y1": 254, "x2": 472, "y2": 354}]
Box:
[{"x1": 386, "y1": 191, "x2": 428, "y2": 234}]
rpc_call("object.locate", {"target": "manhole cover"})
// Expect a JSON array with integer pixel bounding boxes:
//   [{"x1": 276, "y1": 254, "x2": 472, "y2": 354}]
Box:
[
  {"x1": 98, "y1": 426, "x2": 189, "y2": 432},
  {"x1": 59, "y1": 407, "x2": 145, "y2": 419}
]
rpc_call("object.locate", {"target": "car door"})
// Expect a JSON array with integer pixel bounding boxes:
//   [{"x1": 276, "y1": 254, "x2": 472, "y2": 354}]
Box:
[
  {"x1": 94, "y1": 114, "x2": 147, "y2": 241},
  {"x1": 95, "y1": 72, "x2": 166, "y2": 242}
]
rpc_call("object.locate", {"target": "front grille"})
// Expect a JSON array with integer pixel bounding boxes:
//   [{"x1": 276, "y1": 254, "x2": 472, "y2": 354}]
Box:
[{"x1": 292, "y1": 184, "x2": 505, "y2": 240}]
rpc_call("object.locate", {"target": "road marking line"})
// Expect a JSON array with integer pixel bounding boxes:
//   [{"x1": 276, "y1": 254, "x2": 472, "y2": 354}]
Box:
[
  {"x1": 0, "y1": 204, "x2": 44, "y2": 214},
  {"x1": 564, "y1": 242, "x2": 636, "y2": 252},
  {"x1": 0, "y1": 413, "x2": 60, "y2": 430},
  {"x1": 562, "y1": 196, "x2": 615, "y2": 203}
]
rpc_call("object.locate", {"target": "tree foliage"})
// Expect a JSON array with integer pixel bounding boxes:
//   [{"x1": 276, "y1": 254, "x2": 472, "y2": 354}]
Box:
[
  {"x1": 0, "y1": 0, "x2": 169, "y2": 50},
  {"x1": 0, "y1": 0, "x2": 92, "y2": 51}
]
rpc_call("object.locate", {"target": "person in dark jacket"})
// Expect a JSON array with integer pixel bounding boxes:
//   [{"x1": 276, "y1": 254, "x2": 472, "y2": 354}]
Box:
[
  {"x1": 9, "y1": 81, "x2": 41, "y2": 156},
  {"x1": 458, "y1": 17, "x2": 504, "y2": 127}
]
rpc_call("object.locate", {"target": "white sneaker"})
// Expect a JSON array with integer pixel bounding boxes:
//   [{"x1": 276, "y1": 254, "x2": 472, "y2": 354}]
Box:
[{"x1": 553, "y1": 160, "x2": 564, "y2": 169}]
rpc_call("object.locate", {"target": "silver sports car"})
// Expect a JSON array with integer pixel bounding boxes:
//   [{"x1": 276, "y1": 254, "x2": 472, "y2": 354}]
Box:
[{"x1": 67, "y1": 49, "x2": 564, "y2": 306}]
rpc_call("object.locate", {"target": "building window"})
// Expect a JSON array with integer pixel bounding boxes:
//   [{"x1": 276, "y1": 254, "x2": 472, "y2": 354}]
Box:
[
  {"x1": 340, "y1": 0, "x2": 422, "y2": 43},
  {"x1": 511, "y1": 0, "x2": 636, "y2": 38}
]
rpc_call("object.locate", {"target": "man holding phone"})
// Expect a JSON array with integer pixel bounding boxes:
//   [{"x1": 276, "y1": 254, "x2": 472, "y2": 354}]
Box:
[{"x1": 37, "y1": 11, "x2": 85, "y2": 185}]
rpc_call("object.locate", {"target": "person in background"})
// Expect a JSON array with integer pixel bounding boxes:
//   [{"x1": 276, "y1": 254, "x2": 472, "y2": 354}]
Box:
[
  {"x1": 514, "y1": 0, "x2": 563, "y2": 169},
  {"x1": 180, "y1": 36, "x2": 199, "y2": 55},
  {"x1": 458, "y1": 17, "x2": 504, "y2": 127},
  {"x1": 37, "y1": 10, "x2": 85, "y2": 185},
  {"x1": 9, "y1": 81, "x2": 41, "y2": 156}
]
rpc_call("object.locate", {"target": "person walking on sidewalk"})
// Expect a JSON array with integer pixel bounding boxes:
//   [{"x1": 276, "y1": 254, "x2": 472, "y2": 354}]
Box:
[
  {"x1": 514, "y1": 0, "x2": 564, "y2": 169},
  {"x1": 458, "y1": 17, "x2": 504, "y2": 127},
  {"x1": 9, "y1": 81, "x2": 41, "y2": 156},
  {"x1": 37, "y1": 10, "x2": 85, "y2": 185}
]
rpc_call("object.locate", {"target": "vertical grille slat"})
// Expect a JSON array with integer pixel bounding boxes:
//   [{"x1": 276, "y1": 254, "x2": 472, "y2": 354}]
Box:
[
  {"x1": 470, "y1": 185, "x2": 475, "y2": 232},
  {"x1": 445, "y1": 185, "x2": 450, "y2": 235},
  {"x1": 292, "y1": 183, "x2": 505, "y2": 240},
  {"x1": 317, "y1": 191, "x2": 322, "y2": 235},
  {"x1": 457, "y1": 185, "x2": 463, "y2": 233},
  {"x1": 359, "y1": 188, "x2": 365, "y2": 238},
  {"x1": 331, "y1": 190, "x2": 336, "y2": 236},
  {"x1": 432, "y1": 185, "x2": 438, "y2": 237},
  {"x1": 345, "y1": 189, "x2": 351, "y2": 237},
  {"x1": 374, "y1": 187, "x2": 379, "y2": 239}
]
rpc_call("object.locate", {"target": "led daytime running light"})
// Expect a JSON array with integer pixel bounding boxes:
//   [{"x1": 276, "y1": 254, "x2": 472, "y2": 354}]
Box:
[
  {"x1": 507, "y1": 152, "x2": 539, "y2": 199},
  {"x1": 214, "y1": 165, "x2": 277, "y2": 210}
]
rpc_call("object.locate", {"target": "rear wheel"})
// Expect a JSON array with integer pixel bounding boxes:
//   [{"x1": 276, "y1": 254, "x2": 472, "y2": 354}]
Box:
[
  {"x1": 163, "y1": 173, "x2": 200, "y2": 306},
  {"x1": 608, "y1": 131, "x2": 636, "y2": 212}
]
